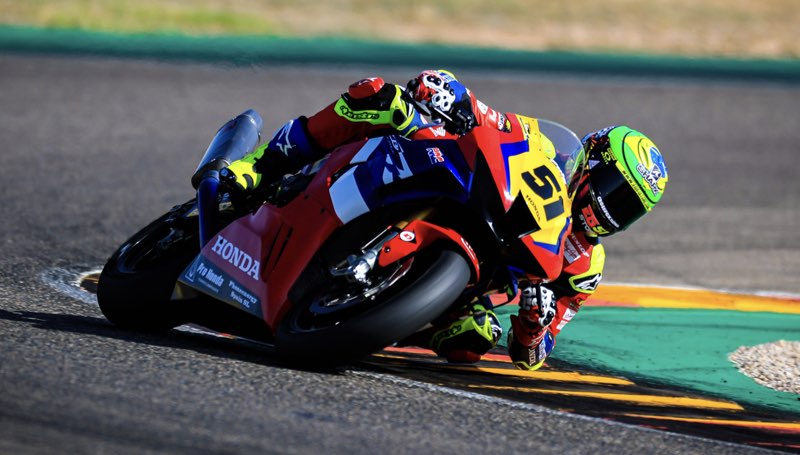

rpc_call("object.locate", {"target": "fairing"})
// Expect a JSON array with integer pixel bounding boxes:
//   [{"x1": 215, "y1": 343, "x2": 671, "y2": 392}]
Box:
[
  {"x1": 176, "y1": 112, "x2": 586, "y2": 330},
  {"x1": 328, "y1": 135, "x2": 472, "y2": 223},
  {"x1": 178, "y1": 163, "x2": 344, "y2": 328},
  {"x1": 466, "y1": 115, "x2": 584, "y2": 280}
]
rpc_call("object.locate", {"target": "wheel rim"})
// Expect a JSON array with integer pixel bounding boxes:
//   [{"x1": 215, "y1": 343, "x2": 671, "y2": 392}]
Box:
[
  {"x1": 290, "y1": 257, "x2": 414, "y2": 333},
  {"x1": 117, "y1": 226, "x2": 194, "y2": 274}
]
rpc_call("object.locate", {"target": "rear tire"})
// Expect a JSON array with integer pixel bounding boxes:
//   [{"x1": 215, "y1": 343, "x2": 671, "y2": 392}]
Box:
[{"x1": 276, "y1": 249, "x2": 470, "y2": 367}]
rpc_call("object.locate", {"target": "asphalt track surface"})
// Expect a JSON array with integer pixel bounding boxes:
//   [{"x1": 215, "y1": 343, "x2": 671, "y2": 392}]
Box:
[{"x1": 1, "y1": 54, "x2": 798, "y2": 454}]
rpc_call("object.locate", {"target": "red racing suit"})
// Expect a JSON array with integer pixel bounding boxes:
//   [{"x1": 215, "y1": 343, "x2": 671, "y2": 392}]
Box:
[
  {"x1": 305, "y1": 76, "x2": 510, "y2": 148},
  {"x1": 508, "y1": 231, "x2": 605, "y2": 370},
  {"x1": 220, "y1": 74, "x2": 509, "y2": 189}
]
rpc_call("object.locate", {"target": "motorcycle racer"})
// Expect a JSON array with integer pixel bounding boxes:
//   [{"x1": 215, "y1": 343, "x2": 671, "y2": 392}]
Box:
[
  {"x1": 220, "y1": 70, "x2": 668, "y2": 370},
  {"x1": 504, "y1": 124, "x2": 668, "y2": 369}
]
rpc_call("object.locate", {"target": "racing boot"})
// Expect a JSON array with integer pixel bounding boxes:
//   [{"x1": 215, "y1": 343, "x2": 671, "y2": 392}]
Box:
[
  {"x1": 220, "y1": 117, "x2": 320, "y2": 192},
  {"x1": 507, "y1": 315, "x2": 555, "y2": 371},
  {"x1": 401, "y1": 302, "x2": 502, "y2": 363}
]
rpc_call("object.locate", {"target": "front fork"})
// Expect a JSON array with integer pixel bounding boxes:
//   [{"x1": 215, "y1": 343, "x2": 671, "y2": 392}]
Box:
[
  {"x1": 331, "y1": 220, "x2": 480, "y2": 284},
  {"x1": 196, "y1": 171, "x2": 221, "y2": 247},
  {"x1": 329, "y1": 232, "x2": 393, "y2": 285}
]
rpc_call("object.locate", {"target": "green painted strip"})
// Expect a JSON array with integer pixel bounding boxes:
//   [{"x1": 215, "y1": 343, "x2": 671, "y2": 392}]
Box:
[
  {"x1": 1, "y1": 25, "x2": 799, "y2": 83},
  {"x1": 496, "y1": 306, "x2": 800, "y2": 415}
]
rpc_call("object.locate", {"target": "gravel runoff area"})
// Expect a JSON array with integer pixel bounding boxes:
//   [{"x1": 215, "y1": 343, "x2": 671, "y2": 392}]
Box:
[{"x1": 729, "y1": 341, "x2": 800, "y2": 395}]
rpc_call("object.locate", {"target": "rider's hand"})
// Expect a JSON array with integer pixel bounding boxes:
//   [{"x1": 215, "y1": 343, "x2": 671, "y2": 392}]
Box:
[
  {"x1": 220, "y1": 163, "x2": 269, "y2": 209},
  {"x1": 519, "y1": 283, "x2": 557, "y2": 329},
  {"x1": 408, "y1": 70, "x2": 477, "y2": 136},
  {"x1": 220, "y1": 160, "x2": 258, "y2": 193},
  {"x1": 443, "y1": 96, "x2": 477, "y2": 136},
  {"x1": 387, "y1": 94, "x2": 426, "y2": 137},
  {"x1": 219, "y1": 163, "x2": 256, "y2": 208},
  {"x1": 219, "y1": 168, "x2": 245, "y2": 198}
]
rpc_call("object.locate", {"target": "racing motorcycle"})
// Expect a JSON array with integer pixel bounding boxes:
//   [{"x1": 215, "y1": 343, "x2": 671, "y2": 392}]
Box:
[{"x1": 97, "y1": 107, "x2": 586, "y2": 367}]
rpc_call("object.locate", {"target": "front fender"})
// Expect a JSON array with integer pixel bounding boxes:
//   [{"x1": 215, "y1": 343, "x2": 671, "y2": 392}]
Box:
[{"x1": 377, "y1": 219, "x2": 480, "y2": 282}]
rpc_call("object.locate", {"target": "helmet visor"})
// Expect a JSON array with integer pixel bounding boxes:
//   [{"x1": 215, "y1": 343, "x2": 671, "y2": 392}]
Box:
[{"x1": 587, "y1": 161, "x2": 648, "y2": 234}]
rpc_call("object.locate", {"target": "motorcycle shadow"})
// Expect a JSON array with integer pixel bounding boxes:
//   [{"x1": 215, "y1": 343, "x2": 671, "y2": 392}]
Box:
[{"x1": 0, "y1": 307, "x2": 348, "y2": 374}]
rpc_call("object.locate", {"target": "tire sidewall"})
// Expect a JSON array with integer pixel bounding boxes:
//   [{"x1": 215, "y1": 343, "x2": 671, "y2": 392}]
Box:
[
  {"x1": 276, "y1": 249, "x2": 470, "y2": 366},
  {"x1": 97, "y1": 204, "x2": 200, "y2": 331}
]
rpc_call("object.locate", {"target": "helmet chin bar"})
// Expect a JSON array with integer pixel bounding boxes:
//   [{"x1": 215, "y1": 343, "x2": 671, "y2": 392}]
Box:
[{"x1": 572, "y1": 175, "x2": 608, "y2": 237}]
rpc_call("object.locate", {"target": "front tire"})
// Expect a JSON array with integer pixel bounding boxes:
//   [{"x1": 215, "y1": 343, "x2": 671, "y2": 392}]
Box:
[
  {"x1": 276, "y1": 249, "x2": 470, "y2": 367},
  {"x1": 97, "y1": 201, "x2": 200, "y2": 331}
]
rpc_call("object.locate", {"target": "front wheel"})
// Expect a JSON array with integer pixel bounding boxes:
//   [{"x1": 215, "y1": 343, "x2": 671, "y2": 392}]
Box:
[
  {"x1": 97, "y1": 200, "x2": 202, "y2": 331},
  {"x1": 276, "y1": 249, "x2": 470, "y2": 367}
]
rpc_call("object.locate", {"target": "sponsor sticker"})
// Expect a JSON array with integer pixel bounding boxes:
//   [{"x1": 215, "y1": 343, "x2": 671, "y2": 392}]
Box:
[
  {"x1": 496, "y1": 113, "x2": 509, "y2": 132},
  {"x1": 427, "y1": 147, "x2": 445, "y2": 164},
  {"x1": 573, "y1": 273, "x2": 602, "y2": 292},
  {"x1": 581, "y1": 206, "x2": 601, "y2": 230},
  {"x1": 227, "y1": 279, "x2": 258, "y2": 310},
  {"x1": 430, "y1": 126, "x2": 447, "y2": 137},
  {"x1": 556, "y1": 308, "x2": 577, "y2": 331},
  {"x1": 337, "y1": 104, "x2": 380, "y2": 120},
  {"x1": 184, "y1": 257, "x2": 200, "y2": 283},
  {"x1": 181, "y1": 255, "x2": 263, "y2": 318},
  {"x1": 636, "y1": 146, "x2": 667, "y2": 195},
  {"x1": 399, "y1": 231, "x2": 416, "y2": 242},
  {"x1": 186, "y1": 259, "x2": 224, "y2": 292},
  {"x1": 563, "y1": 234, "x2": 587, "y2": 264},
  {"x1": 210, "y1": 235, "x2": 261, "y2": 281},
  {"x1": 595, "y1": 196, "x2": 619, "y2": 229}
]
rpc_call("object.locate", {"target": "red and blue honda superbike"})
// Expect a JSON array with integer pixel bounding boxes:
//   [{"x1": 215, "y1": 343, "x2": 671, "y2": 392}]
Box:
[{"x1": 97, "y1": 108, "x2": 585, "y2": 366}]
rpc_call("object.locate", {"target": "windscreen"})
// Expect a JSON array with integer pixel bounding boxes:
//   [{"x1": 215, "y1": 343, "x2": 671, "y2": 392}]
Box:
[{"x1": 538, "y1": 119, "x2": 586, "y2": 197}]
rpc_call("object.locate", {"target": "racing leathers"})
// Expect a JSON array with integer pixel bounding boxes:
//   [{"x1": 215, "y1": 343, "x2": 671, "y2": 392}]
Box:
[
  {"x1": 221, "y1": 70, "x2": 603, "y2": 370},
  {"x1": 221, "y1": 71, "x2": 510, "y2": 190},
  {"x1": 507, "y1": 231, "x2": 605, "y2": 370}
]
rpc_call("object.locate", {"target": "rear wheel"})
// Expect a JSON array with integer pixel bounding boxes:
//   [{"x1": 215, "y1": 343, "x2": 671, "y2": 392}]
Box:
[{"x1": 276, "y1": 247, "x2": 470, "y2": 367}]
